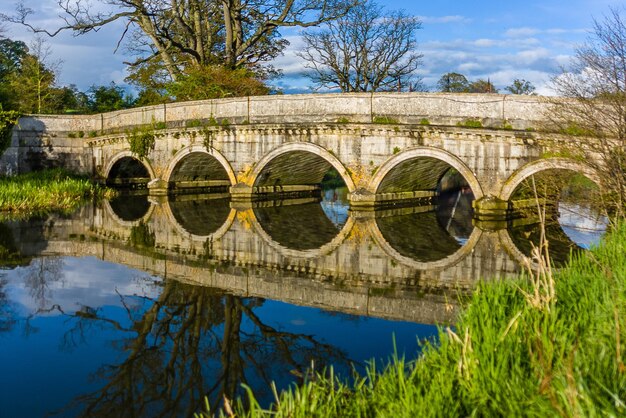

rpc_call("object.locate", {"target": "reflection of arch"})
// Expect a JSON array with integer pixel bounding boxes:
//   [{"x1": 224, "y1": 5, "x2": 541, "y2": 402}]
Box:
[
  {"x1": 163, "y1": 145, "x2": 237, "y2": 186},
  {"x1": 368, "y1": 218, "x2": 482, "y2": 270},
  {"x1": 500, "y1": 158, "x2": 601, "y2": 201},
  {"x1": 161, "y1": 197, "x2": 236, "y2": 242},
  {"x1": 504, "y1": 219, "x2": 591, "y2": 269},
  {"x1": 243, "y1": 206, "x2": 356, "y2": 259},
  {"x1": 104, "y1": 151, "x2": 155, "y2": 182},
  {"x1": 367, "y1": 147, "x2": 484, "y2": 199},
  {"x1": 247, "y1": 142, "x2": 356, "y2": 192},
  {"x1": 103, "y1": 197, "x2": 155, "y2": 227}
]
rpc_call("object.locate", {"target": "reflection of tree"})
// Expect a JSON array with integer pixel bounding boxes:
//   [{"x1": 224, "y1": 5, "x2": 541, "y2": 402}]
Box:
[
  {"x1": 0, "y1": 274, "x2": 17, "y2": 332},
  {"x1": 22, "y1": 257, "x2": 64, "y2": 310},
  {"x1": 55, "y1": 281, "x2": 349, "y2": 417},
  {"x1": 0, "y1": 222, "x2": 30, "y2": 267}
]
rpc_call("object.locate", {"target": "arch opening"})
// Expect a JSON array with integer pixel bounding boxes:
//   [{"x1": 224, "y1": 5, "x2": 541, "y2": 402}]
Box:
[
  {"x1": 374, "y1": 155, "x2": 477, "y2": 247},
  {"x1": 507, "y1": 169, "x2": 608, "y2": 265},
  {"x1": 168, "y1": 152, "x2": 231, "y2": 193},
  {"x1": 369, "y1": 148, "x2": 482, "y2": 218},
  {"x1": 377, "y1": 157, "x2": 475, "y2": 196},
  {"x1": 253, "y1": 150, "x2": 349, "y2": 197},
  {"x1": 107, "y1": 156, "x2": 151, "y2": 189}
]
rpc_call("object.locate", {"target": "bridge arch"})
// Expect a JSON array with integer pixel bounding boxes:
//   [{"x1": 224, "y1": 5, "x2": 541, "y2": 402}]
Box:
[
  {"x1": 500, "y1": 158, "x2": 601, "y2": 202},
  {"x1": 247, "y1": 142, "x2": 356, "y2": 192},
  {"x1": 367, "y1": 147, "x2": 484, "y2": 199},
  {"x1": 163, "y1": 145, "x2": 237, "y2": 187},
  {"x1": 104, "y1": 151, "x2": 155, "y2": 185}
]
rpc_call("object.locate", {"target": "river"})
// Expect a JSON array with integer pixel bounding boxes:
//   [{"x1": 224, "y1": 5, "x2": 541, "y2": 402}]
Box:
[{"x1": 0, "y1": 188, "x2": 607, "y2": 417}]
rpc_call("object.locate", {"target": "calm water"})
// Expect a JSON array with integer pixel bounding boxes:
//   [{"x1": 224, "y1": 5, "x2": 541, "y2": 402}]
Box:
[{"x1": 0, "y1": 188, "x2": 607, "y2": 417}]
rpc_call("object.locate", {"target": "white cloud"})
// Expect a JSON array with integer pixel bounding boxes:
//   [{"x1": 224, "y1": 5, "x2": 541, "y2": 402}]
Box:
[
  {"x1": 419, "y1": 15, "x2": 470, "y2": 24},
  {"x1": 505, "y1": 27, "x2": 540, "y2": 38}
]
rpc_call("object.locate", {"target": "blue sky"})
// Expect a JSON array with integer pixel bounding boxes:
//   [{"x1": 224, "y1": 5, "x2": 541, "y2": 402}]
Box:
[{"x1": 0, "y1": 0, "x2": 621, "y2": 95}]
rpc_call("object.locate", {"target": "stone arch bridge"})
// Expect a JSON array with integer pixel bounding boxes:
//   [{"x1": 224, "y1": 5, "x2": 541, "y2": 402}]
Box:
[{"x1": 1, "y1": 92, "x2": 601, "y2": 218}]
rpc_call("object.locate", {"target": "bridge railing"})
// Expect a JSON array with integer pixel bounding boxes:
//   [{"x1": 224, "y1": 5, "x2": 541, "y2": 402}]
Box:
[{"x1": 15, "y1": 92, "x2": 555, "y2": 135}]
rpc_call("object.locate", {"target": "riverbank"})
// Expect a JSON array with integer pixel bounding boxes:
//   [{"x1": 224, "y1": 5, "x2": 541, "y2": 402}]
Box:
[
  {"x1": 213, "y1": 223, "x2": 626, "y2": 417},
  {"x1": 0, "y1": 169, "x2": 115, "y2": 217}
]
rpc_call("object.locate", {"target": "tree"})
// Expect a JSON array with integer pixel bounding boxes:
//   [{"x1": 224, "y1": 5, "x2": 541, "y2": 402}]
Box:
[
  {"x1": 5, "y1": 0, "x2": 358, "y2": 83},
  {"x1": 437, "y1": 72, "x2": 469, "y2": 93},
  {"x1": 0, "y1": 37, "x2": 28, "y2": 80},
  {"x1": 166, "y1": 65, "x2": 270, "y2": 101},
  {"x1": 87, "y1": 83, "x2": 135, "y2": 113},
  {"x1": 468, "y1": 78, "x2": 498, "y2": 93},
  {"x1": 0, "y1": 37, "x2": 28, "y2": 108},
  {"x1": 297, "y1": 0, "x2": 423, "y2": 92},
  {"x1": 4, "y1": 36, "x2": 59, "y2": 113},
  {"x1": 550, "y1": 7, "x2": 626, "y2": 217},
  {"x1": 505, "y1": 78, "x2": 536, "y2": 95}
]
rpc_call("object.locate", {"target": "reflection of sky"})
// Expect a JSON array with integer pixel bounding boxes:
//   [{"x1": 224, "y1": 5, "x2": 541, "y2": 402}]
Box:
[
  {"x1": 6, "y1": 256, "x2": 162, "y2": 316},
  {"x1": 0, "y1": 255, "x2": 438, "y2": 417},
  {"x1": 320, "y1": 188, "x2": 350, "y2": 228},
  {"x1": 558, "y1": 202, "x2": 608, "y2": 249}
]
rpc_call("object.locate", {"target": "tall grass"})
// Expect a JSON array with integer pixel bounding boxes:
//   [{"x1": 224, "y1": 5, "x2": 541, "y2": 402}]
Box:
[
  {"x1": 202, "y1": 223, "x2": 626, "y2": 417},
  {"x1": 0, "y1": 169, "x2": 114, "y2": 216}
]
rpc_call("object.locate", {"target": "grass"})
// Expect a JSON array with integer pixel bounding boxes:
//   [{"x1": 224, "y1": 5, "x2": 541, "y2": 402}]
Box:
[
  {"x1": 0, "y1": 169, "x2": 115, "y2": 216},
  {"x1": 200, "y1": 222, "x2": 626, "y2": 417}
]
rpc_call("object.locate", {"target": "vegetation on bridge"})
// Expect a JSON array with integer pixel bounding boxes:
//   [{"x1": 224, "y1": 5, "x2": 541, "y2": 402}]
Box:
[
  {"x1": 0, "y1": 169, "x2": 115, "y2": 217},
  {"x1": 199, "y1": 223, "x2": 626, "y2": 417}
]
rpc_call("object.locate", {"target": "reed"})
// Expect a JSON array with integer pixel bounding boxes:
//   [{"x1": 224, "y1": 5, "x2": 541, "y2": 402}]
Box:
[
  {"x1": 0, "y1": 169, "x2": 115, "y2": 216},
  {"x1": 201, "y1": 222, "x2": 626, "y2": 417}
]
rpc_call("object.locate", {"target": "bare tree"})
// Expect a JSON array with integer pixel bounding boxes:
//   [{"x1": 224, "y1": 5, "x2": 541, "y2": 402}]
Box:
[
  {"x1": 3, "y1": 0, "x2": 358, "y2": 81},
  {"x1": 550, "y1": 7, "x2": 626, "y2": 218},
  {"x1": 297, "y1": 0, "x2": 423, "y2": 92}
]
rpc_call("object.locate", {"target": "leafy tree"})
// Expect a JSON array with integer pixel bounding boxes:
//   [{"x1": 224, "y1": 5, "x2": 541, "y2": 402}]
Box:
[
  {"x1": 0, "y1": 106, "x2": 20, "y2": 155},
  {"x1": 550, "y1": 7, "x2": 626, "y2": 217},
  {"x1": 87, "y1": 83, "x2": 135, "y2": 113},
  {"x1": 166, "y1": 65, "x2": 270, "y2": 101},
  {"x1": 468, "y1": 78, "x2": 498, "y2": 93},
  {"x1": 505, "y1": 78, "x2": 536, "y2": 95},
  {"x1": 297, "y1": 0, "x2": 423, "y2": 92},
  {"x1": 49, "y1": 84, "x2": 90, "y2": 113},
  {"x1": 0, "y1": 37, "x2": 27, "y2": 79},
  {"x1": 0, "y1": 38, "x2": 28, "y2": 108},
  {"x1": 4, "y1": 37, "x2": 59, "y2": 113},
  {"x1": 5, "y1": 0, "x2": 358, "y2": 83},
  {"x1": 437, "y1": 72, "x2": 469, "y2": 92}
]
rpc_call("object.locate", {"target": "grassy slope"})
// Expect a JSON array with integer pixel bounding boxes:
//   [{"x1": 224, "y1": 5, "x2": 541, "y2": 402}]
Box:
[
  {"x1": 212, "y1": 224, "x2": 626, "y2": 417},
  {"x1": 0, "y1": 169, "x2": 112, "y2": 215}
]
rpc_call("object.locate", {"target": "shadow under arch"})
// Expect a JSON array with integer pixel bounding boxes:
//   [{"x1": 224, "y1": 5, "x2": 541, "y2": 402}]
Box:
[
  {"x1": 247, "y1": 142, "x2": 356, "y2": 192},
  {"x1": 368, "y1": 215, "x2": 483, "y2": 271},
  {"x1": 104, "y1": 151, "x2": 155, "y2": 185},
  {"x1": 103, "y1": 196, "x2": 155, "y2": 227},
  {"x1": 366, "y1": 147, "x2": 484, "y2": 199},
  {"x1": 161, "y1": 197, "x2": 237, "y2": 242},
  {"x1": 499, "y1": 158, "x2": 601, "y2": 202},
  {"x1": 163, "y1": 145, "x2": 237, "y2": 187},
  {"x1": 243, "y1": 203, "x2": 356, "y2": 259}
]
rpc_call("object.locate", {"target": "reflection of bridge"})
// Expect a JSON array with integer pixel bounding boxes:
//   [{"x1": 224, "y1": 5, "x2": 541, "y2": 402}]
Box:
[
  {"x1": 2, "y1": 93, "x2": 602, "y2": 218},
  {"x1": 6, "y1": 195, "x2": 549, "y2": 324}
]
